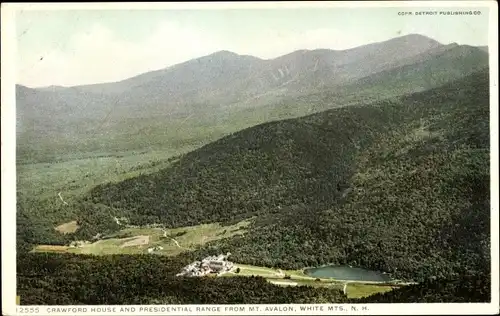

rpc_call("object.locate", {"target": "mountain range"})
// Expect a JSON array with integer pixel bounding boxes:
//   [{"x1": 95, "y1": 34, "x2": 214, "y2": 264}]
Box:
[
  {"x1": 16, "y1": 32, "x2": 492, "y2": 304},
  {"x1": 16, "y1": 33, "x2": 488, "y2": 163}
]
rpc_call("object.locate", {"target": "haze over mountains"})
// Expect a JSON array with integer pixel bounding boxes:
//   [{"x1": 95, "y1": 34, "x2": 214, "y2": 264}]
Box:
[{"x1": 16, "y1": 34, "x2": 488, "y2": 163}]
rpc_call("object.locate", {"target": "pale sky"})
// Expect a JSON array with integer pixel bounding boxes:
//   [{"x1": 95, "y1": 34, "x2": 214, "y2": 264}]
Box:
[{"x1": 15, "y1": 6, "x2": 490, "y2": 88}]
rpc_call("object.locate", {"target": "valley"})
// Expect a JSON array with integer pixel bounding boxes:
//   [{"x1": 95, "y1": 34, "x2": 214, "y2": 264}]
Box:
[{"x1": 32, "y1": 219, "x2": 403, "y2": 298}]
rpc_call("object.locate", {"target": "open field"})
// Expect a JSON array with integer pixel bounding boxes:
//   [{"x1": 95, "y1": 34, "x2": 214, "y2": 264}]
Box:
[
  {"x1": 233, "y1": 264, "x2": 284, "y2": 278},
  {"x1": 120, "y1": 235, "x2": 150, "y2": 248},
  {"x1": 32, "y1": 245, "x2": 70, "y2": 253},
  {"x1": 345, "y1": 283, "x2": 398, "y2": 299},
  {"x1": 34, "y1": 220, "x2": 403, "y2": 298},
  {"x1": 35, "y1": 219, "x2": 253, "y2": 256},
  {"x1": 224, "y1": 263, "x2": 400, "y2": 298},
  {"x1": 34, "y1": 212, "x2": 402, "y2": 300}
]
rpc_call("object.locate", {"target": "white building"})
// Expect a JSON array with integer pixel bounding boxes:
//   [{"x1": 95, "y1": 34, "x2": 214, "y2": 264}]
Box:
[{"x1": 177, "y1": 254, "x2": 234, "y2": 277}]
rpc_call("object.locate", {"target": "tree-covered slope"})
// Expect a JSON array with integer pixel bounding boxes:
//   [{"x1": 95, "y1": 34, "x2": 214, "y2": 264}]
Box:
[
  {"x1": 87, "y1": 109, "x2": 381, "y2": 226},
  {"x1": 353, "y1": 44, "x2": 488, "y2": 93},
  {"x1": 17, "y1": 252, "x2": 490, "y2": 304},
  {"x1": 205, "y1": 71, "x2": 490, "y2": 281},
  {"x1": 85, "y1": 69, "x2": 490, "y2": 283},
  {"x1": 358, "y1": 274, "x2": 491, "y2": 303},
  {"x1": 17, "y1": 253, "x2": 347, "y2": 305}
]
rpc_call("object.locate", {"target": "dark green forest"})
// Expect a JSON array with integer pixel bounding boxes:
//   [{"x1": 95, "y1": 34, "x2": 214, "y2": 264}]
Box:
[
  {"x1": 16, "y1": 196, "x2": 122, "y2": 252},
  {"x1": 16, "y1": 69, "x2": 491, "y2": 304},
  {"x1": 17, "y1": 253, "x2": 347, "y2": 305},
  {"x1": 357, "y1": 273, "x2": 491, "y2": 303},
  {"x1": 17, "y1": 253, "x2": 490, "y2": 304},
  {"x1": 84, "y1": 70, "x2": 490, "y2": 281}
]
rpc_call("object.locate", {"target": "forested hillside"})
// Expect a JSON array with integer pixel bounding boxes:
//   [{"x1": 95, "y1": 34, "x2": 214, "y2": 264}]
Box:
[
  {"x1": 17, "y1": 253, "x2": 347, "y2": 305},
  {"x1": 357, "y1": 274, "x2": 491, "y2": 303},
  {"x1": 83, "y1": 70, "x2": 490, "y2": 284},
  {"x1": 17, "y1": 252, "x2": 490, "y2": 304}
]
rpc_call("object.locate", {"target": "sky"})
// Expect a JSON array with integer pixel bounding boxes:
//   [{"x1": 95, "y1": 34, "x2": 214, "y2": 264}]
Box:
[{"x1": 15, "y1": 5, "x2": 491, "y2": 88}]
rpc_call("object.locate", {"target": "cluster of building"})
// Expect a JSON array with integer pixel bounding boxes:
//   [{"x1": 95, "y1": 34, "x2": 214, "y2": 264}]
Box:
[{"x1": 176, "y1": 253, "x2": 234, "y2": 277}]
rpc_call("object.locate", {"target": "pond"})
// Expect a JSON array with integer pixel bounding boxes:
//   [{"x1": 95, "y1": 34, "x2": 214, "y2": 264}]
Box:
[{"x1": 304, "y1": 265, "x2": 392, "y2": 282}]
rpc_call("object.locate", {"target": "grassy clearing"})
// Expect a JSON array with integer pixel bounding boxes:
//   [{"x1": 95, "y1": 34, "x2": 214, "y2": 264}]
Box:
[
  {"x1": 71, "y1": 238, "x2": 150, "y2": 255},
  {"x1": 233, "y1": 264, "x2": 318, "y2": 280},
  {"x1": 164, "y1": 219, "x2": 252, "y2": 248},
  {"x1": 227, "y1": 263, "x2": 400, "y2": 298},
  {"x1": 120, "y1": 235, "x2": 150, "y2": 248},
  {"x1": 36, "y1": 219, "x2": 253, "y2": 256},
  {"x1": 33, "y1": 225, "x2": 403, "y2": 299},
  {"x1": 234, "y1": 264, "x2": 281, "y2": 278},
  {"x1": 54, "y1": 220, "x2": 79, "y2": 234},
  {"x1": 32, "y1": 245, "x2": 70, "y2": 253},
  {"x1": 346, "y1": 283, "x2": 398, "y2": 299}
]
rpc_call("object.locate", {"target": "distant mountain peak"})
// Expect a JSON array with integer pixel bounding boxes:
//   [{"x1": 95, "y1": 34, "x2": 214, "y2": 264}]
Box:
[
  {"x1": 200, "y1": 50, "x2": 263, "y2": 63},
  {"x1": 400, "y1": 33, "x2": 434, "y2": 39},
  {"x1": 214, "y1": 50, "x2": 238, "y2": 55},
  {"x1": 209, "y1": 50, "x2": 241, "y2": 58},
  {"x1": 388, "y1": 33, "x2": 442, "y2": 45},
  {"x1": 38, "y1": 85, "x2": 69, "y2": 91}
]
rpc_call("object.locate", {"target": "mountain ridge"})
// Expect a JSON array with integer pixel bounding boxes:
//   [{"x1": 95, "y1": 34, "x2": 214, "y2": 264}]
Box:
[
  {"x1": 16, "y1": 33, "x2": 489, "y2": 163},
  {"x1": 26, "y1": 33, "x2": 441, "y2": 90}
]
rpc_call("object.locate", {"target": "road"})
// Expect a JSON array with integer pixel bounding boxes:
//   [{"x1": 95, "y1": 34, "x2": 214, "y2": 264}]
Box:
[
  {"x1": 169, "y1": 237, "x2": 191, "y2": 250},
  {"x1": 170, "y1": 238, "x2": 182, "y2": 248},
  {"x1": 58, "y1": 192, "x2": 69, "y2": 205}
]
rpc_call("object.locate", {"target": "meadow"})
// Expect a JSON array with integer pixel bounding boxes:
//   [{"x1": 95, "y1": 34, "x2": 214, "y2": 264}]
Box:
[
  {"x1": 33, "y1": 215, "x2": 400, "y2": 299},
  {"x1": 33, "y1": 219, "x2": 252, "y2": 256}
]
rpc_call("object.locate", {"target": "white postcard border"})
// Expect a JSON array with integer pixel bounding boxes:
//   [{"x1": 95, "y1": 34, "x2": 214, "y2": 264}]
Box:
[{"x1": 2, "y1": 1, "x2": 499, "y2": 316}]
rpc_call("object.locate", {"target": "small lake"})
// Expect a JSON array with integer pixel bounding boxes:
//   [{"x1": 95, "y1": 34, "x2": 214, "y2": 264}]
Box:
[{"x1": 304, "y1": 265, "x2": 392, "y2": 282}]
